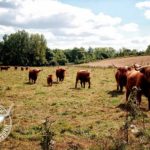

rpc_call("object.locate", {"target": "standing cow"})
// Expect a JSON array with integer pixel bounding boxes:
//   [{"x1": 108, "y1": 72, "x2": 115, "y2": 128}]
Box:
[
  {"x1": 29, "y1": 69, "x2": 42, "y2": 84},
  {"x1": 126, "y1": 66, "x2": 150, "y2": 110},
  {"x1": 113, "y1": 64, "x2": 134, "y2": 92},
  {"x1": 56, "y1": 68, "x2": 66, "y2": 82},
  {"x1": 75, "y1": 70, "x2": 91, "y2": 88},
  {"x1": 47, "y1": 74, "x2": 53, "y2": 86},
  {"x1": 0, "y1": 66, "x2": 10, "y2": 71}
]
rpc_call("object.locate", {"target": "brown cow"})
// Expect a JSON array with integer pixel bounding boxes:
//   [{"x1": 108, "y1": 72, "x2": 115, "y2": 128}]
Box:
[
  {"x1": 126, "y1": 66, "x2": 150, "y2": 110},
  {"x1": 56, "y1": 68, "x2": 66, "y2": 82},
  {"x1": 0, "y1": 66, "x2": 10, "y2": 71},
  {"x1": 75, "y1": 70, "x2": 91, "y2": 88},
  {"x1": 47, "y1": 74, "x2": 53, "y2": 86},
  {"x1": 114, "y1": 65, "x2": 134, "y2": 92},
  {"x1": 14, "y1": 66, "x2": 18, "y2": 70},
  {"x1": 29, "y1": 69, "x2": 42, "y2": 84},
  {"x1": 21, "y1": 67, "x2": 24, "y2": 71},
  {"x1": 25, "y1": 67, "x2": 29, "y2": 70}
]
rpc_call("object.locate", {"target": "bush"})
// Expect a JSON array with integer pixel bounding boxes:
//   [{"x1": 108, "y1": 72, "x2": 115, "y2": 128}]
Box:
[{"x1": 49, "y1": 60, "x2": 58, "y2": 66}]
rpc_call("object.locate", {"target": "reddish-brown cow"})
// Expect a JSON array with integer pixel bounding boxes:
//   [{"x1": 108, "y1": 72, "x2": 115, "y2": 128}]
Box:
[
  {"x1": 75, "y1": 70, "x2": 91, "y2": 88},
  {"x1": 14, "y1": 66, "x2": 18, "y2": 70},
  {"x1": 21, "y1": 67, "x2": 24, "y2": 71},
  {"x1": 29, "y1": 69, "x2": 42, "y2": 84},
  {"x1": 0, "y1": 66, "x2": 10, "y2": 71},
  {"x1": 126, "y1": 66, "x2": 150, "y2": 110},
  {"x1": 114, "y1": 65, "x2": 134, "y2": 92},
  {"x1": 47, "y1": 74, "x2": 53, "y2": 86},
  {"x1": 56, "y1": 68, "x2": 66, "y2": 82},
  {"x1": 25, "y1": 67, "x2": 29, "y2": 70}
]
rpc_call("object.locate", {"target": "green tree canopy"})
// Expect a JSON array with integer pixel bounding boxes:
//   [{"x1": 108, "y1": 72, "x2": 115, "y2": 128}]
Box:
[{"x1": 1, "y1": 30, "x2": 47, "y2": 66}]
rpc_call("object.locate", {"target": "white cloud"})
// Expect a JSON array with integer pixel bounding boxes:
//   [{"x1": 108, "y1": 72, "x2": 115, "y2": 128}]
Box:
[
  {"x1": 0, "y1": 8, "x2": 9, "y2": 14},
  {"x1": 0, "y1": 0, "x2": 148, "y2": 50},
  {"x1": 136, "y1": 1, "x2": 150, "y2": 19},
  {"x1": 144, "y1": 10, "x2": 150, "y2": 19},
  {"x1": 120, "y1": 23, "x2": 139, "y2": 32},
  {"x1": 136, "y1": 1, "x2": 150, "y2": 9}
]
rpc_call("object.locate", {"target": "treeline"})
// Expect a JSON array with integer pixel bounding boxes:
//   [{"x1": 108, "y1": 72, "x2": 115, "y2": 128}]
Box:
[{"x1": 0, "y1": 30, "x2": 150, "y2": 66}]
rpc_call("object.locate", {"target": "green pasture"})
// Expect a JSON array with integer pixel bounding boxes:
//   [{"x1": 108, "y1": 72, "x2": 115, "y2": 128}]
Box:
[{"x1": 0, "y1": 66, "x2": 149, "y2": 149}]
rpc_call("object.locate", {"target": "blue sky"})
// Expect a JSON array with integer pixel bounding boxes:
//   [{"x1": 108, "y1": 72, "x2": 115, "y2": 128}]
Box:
[
  {"x1": 60, "y1": 0, "x2": 147, "y2": 25},
  {"x1": 0, "y1": 0, "x2": 150, "y2": 50}
]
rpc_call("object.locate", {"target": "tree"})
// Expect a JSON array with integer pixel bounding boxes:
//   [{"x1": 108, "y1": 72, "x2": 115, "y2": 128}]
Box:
[
  {"x1": 1, "y1": 30, "x2": 47, "y2": 66},
  {"x1": 28, "y1": 34, "x2": 47, "y2": 66},
  {"x1": 0, "y1": 41, "x2": 4, "y2": 64},
  {"x1": 46, "y1": 48, "x2": 54, "y2": 65},
  {"x1": 2, "y1": 31, "x2": 31, "y2": 65},
  {"x1": 52, "y1": 49, "x2": 68, "y2": 65},
  {"x1": 146, "y1": 45, "x2": 150, "y2": 54}
]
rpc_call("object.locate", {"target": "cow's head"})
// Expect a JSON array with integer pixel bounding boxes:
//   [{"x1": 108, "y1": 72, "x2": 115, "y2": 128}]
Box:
[
  {"x1": 32, "y1": 69, "x2": 43, "y2": 74},
  {"x1": 138, "y1": 66, "x2": 150, "y2": 83}
]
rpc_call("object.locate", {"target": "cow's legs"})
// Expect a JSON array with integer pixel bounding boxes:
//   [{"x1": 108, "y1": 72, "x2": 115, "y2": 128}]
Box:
[
  {"x1": 126, "y1": 89, "x2": 130, "y2": 102},
  {"x1": 75, "y1": 79, "x2": 78, "y2": 88},
  {"x1": 148, "y1": 97, "x2": 150, "y2": 110},
  {"x1": 120, "y1": 85, "x2": 123, "y2": 92},
  {"x1": 137, "y1": 92, "x2": 142, "y2": 106},
  {"x1": 83, "y1": 82, "x2": 85, "y2": 88},
  {"x1": 88, "y1": 80, "x2": 91, "y2": 88}
]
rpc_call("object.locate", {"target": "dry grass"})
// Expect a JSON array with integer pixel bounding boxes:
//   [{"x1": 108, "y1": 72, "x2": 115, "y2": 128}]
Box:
[
  {"x1": 0, "y1": 64, "x2": 149, "y2": 149},
  {"x1": 81, "y1": 55, "x2": 150, "y2": 67}
]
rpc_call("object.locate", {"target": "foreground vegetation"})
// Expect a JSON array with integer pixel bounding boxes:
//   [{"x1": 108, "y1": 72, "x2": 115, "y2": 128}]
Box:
[{"x1": 0, "y1": 66, "x2": 150, "y2": 149}]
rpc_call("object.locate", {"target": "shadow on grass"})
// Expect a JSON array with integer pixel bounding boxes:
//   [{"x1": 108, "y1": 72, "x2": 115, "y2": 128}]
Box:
[
  {"x1": 116, "y1": 103, "x2": 128, "y2": 111},
  {"x1": 117, "y1": 103, "x2": 149, "y2": 112},
  {"x1": 24, "y1": 82, "x2": 34, "y2": 85},
  {"x1": 53, "y1": 81, "x2": 59, "y2": 84},
  {"x1": 107, "y1": 90, "x2": 124, "y2": 97},
  {"x1": 70, "y1": 87, "x2": 82, "y2": 90}
]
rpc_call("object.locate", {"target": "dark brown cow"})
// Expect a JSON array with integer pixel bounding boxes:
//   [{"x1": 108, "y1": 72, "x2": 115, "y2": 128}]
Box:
[
  {"x1": 21, "y1": 67, "x2": 24, "y2": 71},
  {"x1": 126, "y1": 66, "x2": 150, "y2": 110},
  {"x1": 75, "y1": 70, "x2": 91, "y2": 88},
  {"x1": 0, "y1": 66, "x2": 10, "y2": 71},
  {"x1": 47, "y1": 74, "x2": 53, "y2": 86},
  {"x1": 114, "y1": 65, "x2": 134, "y2": 92},
  {"x1": 25, "y1": 67, "x2": 29, "y2": 70},
  {"x1": 29, "y1": 69, "x2": 42, "y2": 84},
  {"x1": 14, "y1": 66, "x2": 18, "y2": 70},
  {"x1": 56, "y1": 68, "x2": 66, "y2": 82}
]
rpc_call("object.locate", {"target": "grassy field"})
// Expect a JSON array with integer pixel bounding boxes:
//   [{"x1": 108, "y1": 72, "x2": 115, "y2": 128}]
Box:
[{"x1": 0, "y1": 66, "x2": 150, "y2": 149}]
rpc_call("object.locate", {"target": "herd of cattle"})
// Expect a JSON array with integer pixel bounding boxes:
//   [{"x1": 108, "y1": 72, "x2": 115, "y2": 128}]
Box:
[
  {"x1": 114, "y1": 64, "x2": 150, "y2": 110},
  {"x1": 0, "y1": 64, "x2": 150, "y2": 110}
]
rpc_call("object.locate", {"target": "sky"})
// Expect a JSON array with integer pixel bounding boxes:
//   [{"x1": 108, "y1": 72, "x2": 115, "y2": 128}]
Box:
[{"x1": 0, "y1": 0, "x2": 150, "y2": 50}]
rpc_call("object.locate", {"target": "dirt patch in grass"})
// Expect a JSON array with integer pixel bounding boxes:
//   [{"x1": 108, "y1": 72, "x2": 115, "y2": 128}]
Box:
[{"x1": 81, "y1": 55, "x2": 150, "y2": 67}]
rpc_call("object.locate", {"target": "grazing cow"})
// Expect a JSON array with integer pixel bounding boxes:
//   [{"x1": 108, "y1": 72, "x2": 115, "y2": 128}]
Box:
[
  {"x1": 113, "y1": 64, "x2": 135, "y2": 92},
  {"x1": 29, "y1": 69, "x2": 42, "y2": 84},
  {"x1": 47, "y1": 75, "x2": 53, "y2": 86},
  {"x1": 21, "y1": 67, "x2": 24, "y2": 71},
  {"x1": 126, "y1": 66, "x2": 150, "y2": 110},
  {"x1": 14, "y1": 66, "x2": 18, "y2": 70},
  {"x1": 56, "y1": 68, "x2": 66, "y2": 82},
  {"x1": 0, "y1": 66, "x2": 10, "y2": 71},
  {"x1": 75, "y1": 70, "x2": 91, "y2": 88}
]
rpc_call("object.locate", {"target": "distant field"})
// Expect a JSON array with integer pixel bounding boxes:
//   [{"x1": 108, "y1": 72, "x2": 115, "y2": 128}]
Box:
[
  {"x1": 0, "y1": 66, "x2": 150, "y2": 149},
  {"x1": 81, "y1": 55, "x2": 150, "y2": 67}
]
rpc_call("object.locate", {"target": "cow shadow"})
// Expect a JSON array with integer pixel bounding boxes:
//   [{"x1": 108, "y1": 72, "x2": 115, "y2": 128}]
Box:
[
  {"x1": 53, "y1": 81, "x2": 59, "y2": 84},
  {"x1": 24, "y1": 82, "x2": 33, "y2": 85},
  {"x1": 116, "y1": 103, "x2": 128, "y2": 111},
  {"x1": 107, "y1": 90, "x2": 124, "y2": 97},
  {"x1": 116, "y1": 103, "x2": 149, "y2": 113},
  {"x1": 70, "y1": 87, "x2": 82, "y2": 90}
]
